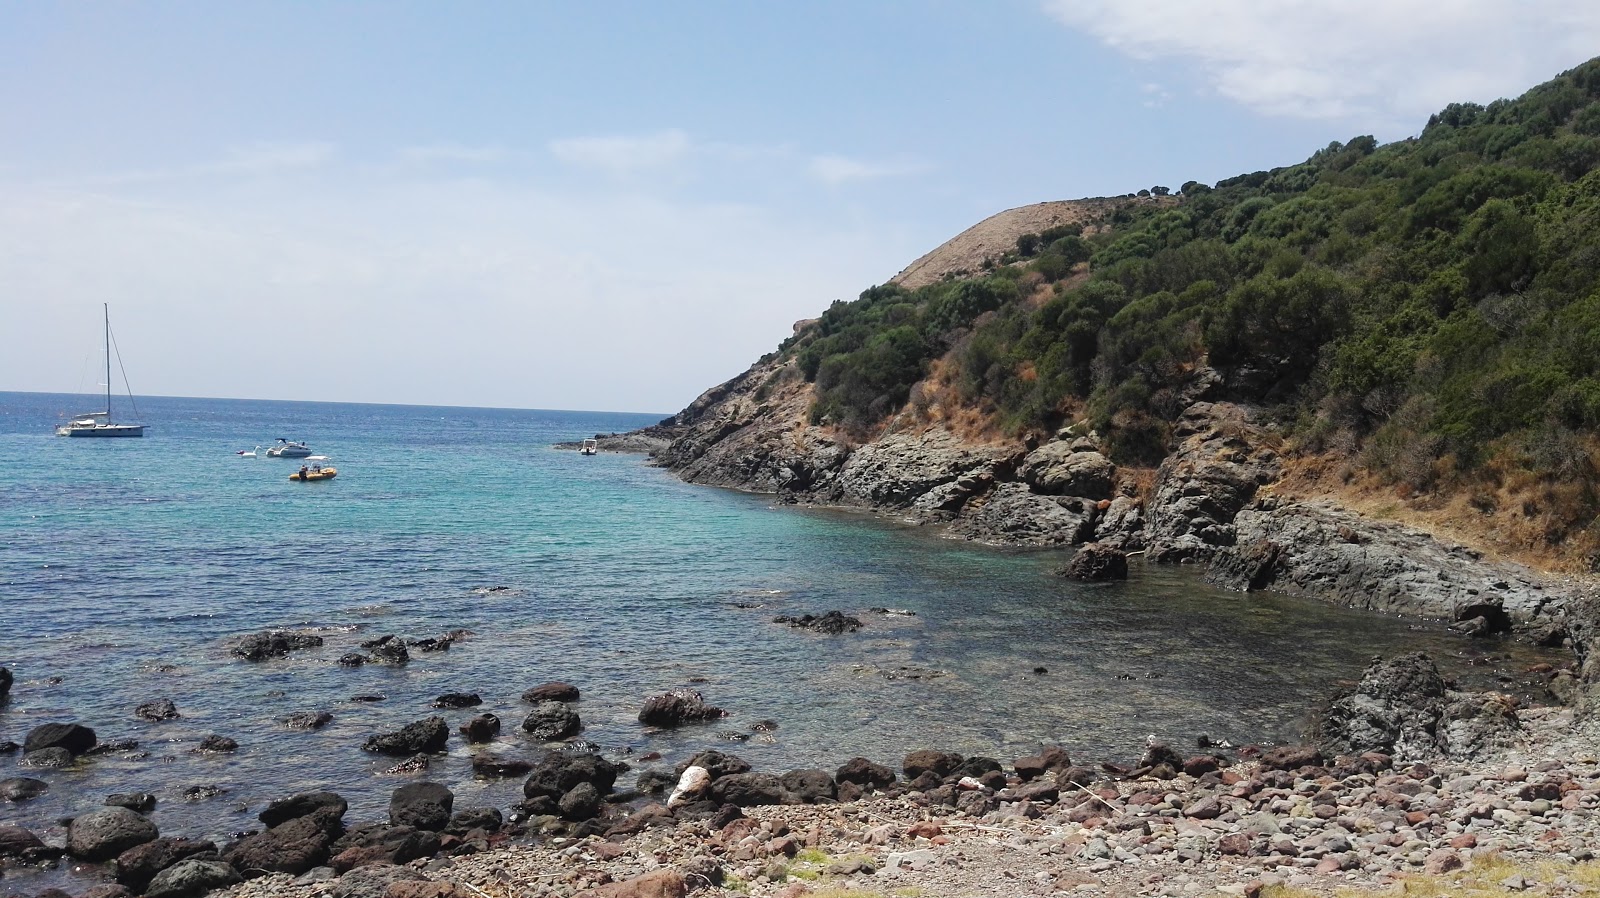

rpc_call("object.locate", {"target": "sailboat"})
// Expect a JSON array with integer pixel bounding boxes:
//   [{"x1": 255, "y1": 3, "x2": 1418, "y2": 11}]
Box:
[{"x1": 56, "y1": 304, "x2": 145, "y2": 438}]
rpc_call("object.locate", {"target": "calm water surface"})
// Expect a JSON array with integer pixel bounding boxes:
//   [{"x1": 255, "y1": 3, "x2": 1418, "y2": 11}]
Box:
[{"x1": 0, "y1": 391, "x2": 1555, "y2": 887}]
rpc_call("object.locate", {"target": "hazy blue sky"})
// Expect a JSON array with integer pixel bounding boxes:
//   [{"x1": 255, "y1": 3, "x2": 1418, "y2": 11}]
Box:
[{"x1": 4, "y1": 2, "x2": 1598, "y2": 413}]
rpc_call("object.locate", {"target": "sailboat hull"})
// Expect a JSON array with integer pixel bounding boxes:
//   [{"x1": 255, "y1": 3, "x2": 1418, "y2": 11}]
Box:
[{"x1": 59, "y1": 424, "x2": 144, "y2": 437}]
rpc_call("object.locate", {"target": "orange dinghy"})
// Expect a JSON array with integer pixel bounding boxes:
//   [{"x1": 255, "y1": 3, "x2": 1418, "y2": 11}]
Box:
[{"x1": 290, "y1": 465, "x2": 337, "y2": 482}]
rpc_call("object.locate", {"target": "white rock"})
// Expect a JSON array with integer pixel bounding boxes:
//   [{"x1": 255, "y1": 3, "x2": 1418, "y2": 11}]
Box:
[{"x1": 667, "y1": 766, "x2": 712, "y2": 809}]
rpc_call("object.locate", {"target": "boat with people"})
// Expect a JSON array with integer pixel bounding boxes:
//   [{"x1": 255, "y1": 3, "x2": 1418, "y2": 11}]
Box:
[
  {"x1": 291, "y1": 463, "x2": 337, "y2": 482},
  {"x1": 266, "y1": 438, "x2": 313, "y2": 458},
  {"x1": 580, "y1": 438, "x2": 599, "y2": 455},
  {"x1": 56, "y1": 304, "x2": 145, "y2": 438}
]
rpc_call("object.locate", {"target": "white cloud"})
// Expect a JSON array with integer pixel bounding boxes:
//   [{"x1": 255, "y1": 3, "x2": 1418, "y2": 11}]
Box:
[
  {"x1": 397, "y1": 143, "x2": 507, "y2": 165},
  {"x1": 548, "y1": 129, "x2": 692, "y2": 174},
  {"x1": 808, "y1": 154, "x2": 931, "y2": 186},
  {"x1": 1042, "y1": 0, "x2": 1600, "y2": 130}
]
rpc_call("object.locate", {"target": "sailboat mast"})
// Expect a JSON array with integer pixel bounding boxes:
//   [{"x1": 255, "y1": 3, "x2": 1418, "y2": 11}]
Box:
[{"x1": 104, "y1": 303, "x2": 112, "y2": 416}]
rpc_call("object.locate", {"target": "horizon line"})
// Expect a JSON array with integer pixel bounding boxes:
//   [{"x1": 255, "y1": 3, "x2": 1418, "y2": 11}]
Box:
[{"x1": 0, "y1": 388, "x2": 672, "y2": 419}]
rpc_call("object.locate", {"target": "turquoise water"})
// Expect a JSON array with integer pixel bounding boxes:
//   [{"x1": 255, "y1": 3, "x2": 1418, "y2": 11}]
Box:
[{"x1": 0, "y1": 391, "x2": 1555, "y2": 872}]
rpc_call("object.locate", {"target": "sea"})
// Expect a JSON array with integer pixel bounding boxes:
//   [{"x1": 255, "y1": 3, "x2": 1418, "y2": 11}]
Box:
[{"x1": 0, "y1": 391, "x2": 1559, "y2": 887}]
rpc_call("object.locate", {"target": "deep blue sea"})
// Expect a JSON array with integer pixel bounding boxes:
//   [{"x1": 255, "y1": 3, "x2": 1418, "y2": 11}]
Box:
[{"x1": 0, "y1": 391, "x2": 1556, "y2": 885}]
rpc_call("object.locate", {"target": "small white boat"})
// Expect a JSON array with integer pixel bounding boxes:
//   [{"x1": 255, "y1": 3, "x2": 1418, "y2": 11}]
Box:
[
  {"x1": 237, "y1": 446, "x2": 262, "y2": 458},
  {"x1": 579, "y1": 438, "x2": 599, "y2": 456},
  {"x1": 266, "y1": 438, "x2": 313, "y2": 458}
]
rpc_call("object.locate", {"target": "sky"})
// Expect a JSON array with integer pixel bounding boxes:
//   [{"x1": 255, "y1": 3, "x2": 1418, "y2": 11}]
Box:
[{"x1": 4, "y1": 2, "x2": 1599, "y2": 414}]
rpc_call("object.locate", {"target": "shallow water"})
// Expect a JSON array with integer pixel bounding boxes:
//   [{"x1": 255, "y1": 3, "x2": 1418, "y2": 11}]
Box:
[{"x1": 0, "y1": 391, "x2": 1559, "y2": 889}]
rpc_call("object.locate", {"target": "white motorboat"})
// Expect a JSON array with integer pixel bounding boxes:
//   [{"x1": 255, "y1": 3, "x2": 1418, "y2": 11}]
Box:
[
  {"x1": 580, "y1": 438, "x2": 599, "y2": 455},
  {"x1": 266, "y1": 438, "x2": 313, "y2": 458},
  {"x1": 56, "y1": 304, "x2": 145, "y2": 438}
]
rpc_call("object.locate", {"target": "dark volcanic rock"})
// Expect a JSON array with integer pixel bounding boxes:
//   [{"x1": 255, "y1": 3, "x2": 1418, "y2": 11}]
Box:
[
  {"x1": 522, "y1": 752, "x2": 622, "y2": 801},
  {"x1": 259, "y1": 791, "x2": 348, "y2": 828},
  {"x1": 447, "y1": 807, "x2": 503, "y2": 834},
  {"x1": 68, "y1": 807, "x2": 160, "y2": 861},
  {"x1": 835, "y1": 757, "x2": 896, "y2": 788},
  {"x1": 638, "y1": 689, "x2": 726, "y2": 726},
  {"x1": 222, "y1": 806, "x2": 342, "y2": 877},
  {"x1": 232, "y1": 630, "x2": 323, "y2": 661},
  {"x1": 24, "y1": 721, "x2": 98, "y2": 755},
  {"x1": 521, "y1": 700, "x2": 582, "y2": 741},
  {"x1": 903, "y1": 750, "x2": 964, "y2": 779},
  {"x1": 337, "y1": 653, "x2": 369, "y2": 667},
  {"x1": 432, "y1": 692, "x2": 481, "y2": 709},
  {"x1": 0, "y1": 666, "x2": 11, "y2": 699},
  {"x1": 773, "y1": 610, "x2": 863, "y2": 634},
  {"x1": 780, "y1": 769, "x2": 837, "y2": 803},
  {"x1": 135, "y1": 698, "x2": 181, "y2": 721},
  {"x1": 21, "y1": 747, "x2": 75, "y2": 768},
  {"x1": 85, "y1": 737, "x2": 140, "y2": 755},
  {"x1": 0, "y1": 824, "x2": 48, "y2": 858},
  {"x1": 329, "y1": 824, "x2": 439, "y2": 873},
  {"x1": 197, "y1": 734, "x2": 238, "y2": 753},
  {"x1": 1318, "y1": 652, "x2": 1521, "y2": 760},
  {"x1": 677, "y1": 750, "x2": 752, "y2": 779},
  {"x1": 521, "y1": 681, "x2": 580, "y2": 703},
  {"x1": 0, "y1": 776, "x2": 49, "y2": 802},
  {"x1": 364, "y1": 716, "x2": 448, "y2": 755},
  {"x1": 460, "y1": 713, "x2": 501, "y2": 743},
  {"x1": 710, "y1": 772, "x2": 793, "y2": 807},
  {"x1": 1258, "y1": 744, "x2": 1324, "y2": 771},
  {"x1": 361, "y1": 635, "x2": 409, "y2": 665},
  {"x1": 280, "y1": 710, "x2": 335, "y2": 730},
  {"x1": 107, "y1": 792, "x2": 157, "y2": 813},
  {"x1": 1062, "y1": 542, "x2": 1129, "y2": 580},
  {"x1": 144, "y1": 859, "x2": 242, "y2": 898},
  {"x1": 114, "y1": 837, "x2": 219, "y2": 893},
  {"x1": 471, "y1": 755, "x2": 532, "y2": 778},
  {"x1": 558, "y1": 781, "x2": 602, "y2": 820},
  {"x1": 389, "y1": 782, "x2": 454, "y2": 831}
]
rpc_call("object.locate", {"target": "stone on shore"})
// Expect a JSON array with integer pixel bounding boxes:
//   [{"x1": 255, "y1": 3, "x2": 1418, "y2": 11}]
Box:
[
  {"x1": 573, "y1": 868, "x2": 687, "y2": 898},
  {"x1": 389, "y1": 782, "x2": 454, "y2": 831},
  {"x1": 523, "y1": 752, "x2": 622, "y2": 802},
  {"x1": 222, "y1": 806, "x2": 343, "y2": 877},
  {"x1": 0, "y1": 824, "x2": 48, "y2": 858},
  {"x1": 836, "y1": 757, "x2": 896, "y2": 788},
  {"x1": 68, "y1": 806, "x2": 160, "y2": 861},
  {"x1": 328, "y1": 863, "x2": 428, "y2": 898},
  {"x1": 114, "y1": 837, "x2": 220, "y2": 893},
  {"x1": 144, "y1": 859, "x2": 242, "y2": 898}
]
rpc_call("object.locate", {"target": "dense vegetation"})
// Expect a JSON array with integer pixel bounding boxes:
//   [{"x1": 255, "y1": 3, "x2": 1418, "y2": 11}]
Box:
[{"x1": 777, "y1": 57, "x2": 1600, "y2": 548}]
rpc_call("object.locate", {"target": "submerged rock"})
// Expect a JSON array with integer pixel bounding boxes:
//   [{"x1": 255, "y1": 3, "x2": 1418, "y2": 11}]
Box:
[
  {"x1": 361, "y1": 635, "x2": 410, "y2": 665},
  {"x1": 232, "y1": 630, "x2": 323, "y2": 661},
  {"x1": 522, "y1": 701, "x2": 582, "y2": 741},
  {"x1": 638, "y1": 689, "x2": 726, "y2": 727},
  {"x1": 1062, "y1": 542, "x2": 1128, "y2": 580},
  {"x1": 107, "y1": 792, "x2": 158, "y2": 813},
  {"x1": 0, "y1": 777, "x2": 49, "y2": 802},
  {"x1": 280, "y1": 710, "x2": 335, "y2": 730},
  {"x1": 363, "y1": 717, "x2": 448, "y2": 756},
  {"x1": 773, "y1": 610, "x2": 862, "y2": 634},
  {"x1": 135, "y1": 698, "x2": 181, "y2": 721},
  {"x1": 432, "y1": 692, "x2": 481, "y2": 709},
  {"x1": 459, "y1": 713, "x2": 501, "y2": 743},
  {"x1": 522, "y1": 681, "x2": 581, "y2": 703}
]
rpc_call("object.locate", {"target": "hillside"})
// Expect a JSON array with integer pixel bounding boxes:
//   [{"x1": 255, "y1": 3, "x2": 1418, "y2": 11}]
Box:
[{"x1": 604, "y1": 56, "x2": 1600, "y2": 705}]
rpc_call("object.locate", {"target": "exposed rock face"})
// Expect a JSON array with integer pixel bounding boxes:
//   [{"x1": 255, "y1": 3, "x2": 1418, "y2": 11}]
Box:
[
  {"x1": 1211, "y1": 501, "x2": 1559, "y2": 626},
  {"x1": 945, "y1": 483, "x2": 1098, "y2": 546},
  {"x1": 1318, "y1": 653, "x2": 1521, "y2": 761},
  {"x1": 67, "y1": 807, "x2": 160, "y2": 861},
  {"x1": 1146, "y1": 402, "x2": 1281, "y2": 562},
  {"x1": 1017, "y1": 444, "x2": 1115, "y2": 498},
  {"x1": 1567, "y1": 594, "x2": 1600, "y2": 711},
  {"x1": 1062, "y1": 543, "x2": 1129, "y2": 580},
  {"x1": 832, "y1": 431, "x2": 1014, "y2": 510},
  {"x1": 773, "y1": 611, "x2": 862, "y2": 634}
]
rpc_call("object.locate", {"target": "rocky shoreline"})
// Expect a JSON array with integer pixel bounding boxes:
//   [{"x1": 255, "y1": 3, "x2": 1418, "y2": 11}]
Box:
[{"x1": 5, "y1": 648, "x2": 1594, "y2": 898}]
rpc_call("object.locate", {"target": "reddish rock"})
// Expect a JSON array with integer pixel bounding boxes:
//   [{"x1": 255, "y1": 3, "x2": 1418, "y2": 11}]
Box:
[
  {"x1": 1423, "y1": 850, "x2": 1463, "y2": 874},
  {"x1": 573, "y1": 869, "x2": 688, "y2": 898}
]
